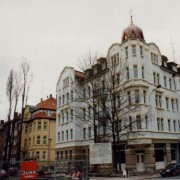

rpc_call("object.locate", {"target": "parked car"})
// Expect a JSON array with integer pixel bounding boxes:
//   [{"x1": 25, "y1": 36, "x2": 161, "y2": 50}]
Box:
[
  {"x1": 37, "y1": 170, "x2": 45, "y2": 177},
  {"x1": 0, "y1": 169, "x2": 8, "y2": 180},
  {"x1": 160, "y1": 163, "x2": 180, "y2": 177},
  {"x1": 8, "y1": 166, "x2": 19, "y2": 176}
]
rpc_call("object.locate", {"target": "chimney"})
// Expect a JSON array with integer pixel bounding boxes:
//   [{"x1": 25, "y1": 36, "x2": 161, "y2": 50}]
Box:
[
  {"x1": 41, "y1": 98, "x2": 43, "y2": 102},
  {"x1": 50, "y1": 94, "x2": 52, "y2": 98}
]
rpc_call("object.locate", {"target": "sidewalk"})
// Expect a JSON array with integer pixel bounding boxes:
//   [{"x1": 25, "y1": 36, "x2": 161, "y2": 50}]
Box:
[{"x1": 90, "y1": 173, "x2": 160, "y2": 180}]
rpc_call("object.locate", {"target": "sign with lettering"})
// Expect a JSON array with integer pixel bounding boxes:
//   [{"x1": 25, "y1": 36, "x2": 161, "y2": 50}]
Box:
[
  {"x1": 21, "y1": 161, "x2": 38, "y2": 179},
  {"x1": 90, "y1": 142, "x2": 112, "y2": 164}
]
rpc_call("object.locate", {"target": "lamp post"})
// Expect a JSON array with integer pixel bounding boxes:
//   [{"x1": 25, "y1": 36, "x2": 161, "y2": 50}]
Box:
[{"x1": 48, "y1": 138, "x2": 52, "y2": 168}]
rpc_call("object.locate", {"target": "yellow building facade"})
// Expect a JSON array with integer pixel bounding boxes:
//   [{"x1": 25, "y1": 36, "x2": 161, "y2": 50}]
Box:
[{"x1": 21, "y1": 95, "x2": 56, "y2": 169}]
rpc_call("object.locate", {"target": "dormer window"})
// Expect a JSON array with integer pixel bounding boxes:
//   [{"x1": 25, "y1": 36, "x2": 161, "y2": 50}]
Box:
[
  {"x1": 172, "y1": 66, "x2": 177, "y2": 72},
  {"x1": 94, "y1": 67, "x2": 97, "y2": 75},
  {"x1": 102, "y1": 62, "x2": 106, "y2": 70},
  {"x1": 164, "y1": 61, "x2": 167, "y2": 67}
]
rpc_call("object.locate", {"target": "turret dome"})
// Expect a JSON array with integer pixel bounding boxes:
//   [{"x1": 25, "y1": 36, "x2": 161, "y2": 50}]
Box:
[{"x1": 121, "y1": 18, "x2": 145, "y2": 43}]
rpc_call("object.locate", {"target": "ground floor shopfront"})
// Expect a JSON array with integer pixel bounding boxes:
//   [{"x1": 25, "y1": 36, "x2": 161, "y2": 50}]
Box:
[
  {"x1": 56, "y1": 139, "x2": 180, "y2": 174},
  {"x1": 124, "y1": 139, "x2": 180, "y2": 174}
]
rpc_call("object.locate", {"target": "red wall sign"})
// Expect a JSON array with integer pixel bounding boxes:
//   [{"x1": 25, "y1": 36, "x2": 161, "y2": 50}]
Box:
[{"x1": 21, "y1": 161, "x2": 38, "y2": 180}]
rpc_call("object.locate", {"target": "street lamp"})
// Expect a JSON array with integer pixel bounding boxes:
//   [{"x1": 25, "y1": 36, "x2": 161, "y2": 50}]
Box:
[{"x1": 48, "y1": 138, "x2": 52, "y2": 168}]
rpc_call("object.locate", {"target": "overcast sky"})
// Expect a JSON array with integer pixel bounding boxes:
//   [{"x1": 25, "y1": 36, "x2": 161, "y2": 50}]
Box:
[{"x1": 0, "y1": 0, "x2": 180, "y2": 120}]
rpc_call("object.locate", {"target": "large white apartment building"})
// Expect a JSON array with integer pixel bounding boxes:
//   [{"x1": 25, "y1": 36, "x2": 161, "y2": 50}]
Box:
[{"x1": 56, "y1": 19, "x2": 180, "y2": 174}]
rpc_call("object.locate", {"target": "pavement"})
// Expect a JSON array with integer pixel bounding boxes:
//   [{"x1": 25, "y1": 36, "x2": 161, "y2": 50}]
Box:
[{"x1": 90, "y1": 174, "x2": 161, "y2": 180}]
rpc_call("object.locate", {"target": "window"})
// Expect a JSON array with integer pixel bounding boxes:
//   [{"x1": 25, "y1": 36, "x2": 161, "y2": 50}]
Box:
[
  {"x1": 37, "y1": 136, "x2": 40, "y2": 145},
  {"x1": 171, "y1": 99, "x2": 175, "y2": 111},
  {"x1": 88, "y1": 86, "x2": 91, "y2": 97},
  {"x1": 157, "y1": 118, "x2": 160, "y2": 131},
  {"x1": 59, "y1": 97, "x2": 61, "y2": 106},
  {"x1": 176, "y1": 99, "x2": 179, "y2": 112},
  {"x1": 42, "y1": 151, "x2": 46, "y2": 160},
  {"x1": 66, "y1": 130, "x2": 68, "y2": 141},
  {"x1": 37, "y1": 122, "x2": 41, "y2": 130},
  {"x1": 62, "y1": 131, "x2": 64, "y2": 142},
  {"x1": 58, "y1": 114, "x2": 60, "y2": 124},
  {"x1": 29, "y1": 124, "x2": 32, "y2": 132},
  {"x1": 145, "y1": 115, "x2": 148, "y2": 130},
  {"x1": 88, "y1": 127, "x2": 91, "y2": 138},
  {"x1": 166, "y1": 97, "x2": 169, "y2": 110},
  {"x1": 24, "y1": 139, "x2": 27, "y2": 146},
  {"x1": 43, "y1": 121, "x2": 47, "y2": 130},
  {"x1": 153, "y1": 72, "x2": 156, "y2": 84},
  {"x1": 33, "y1": 136, "x2": 35, "y2": 145},
  {"x1": 83, "y1": 108, "x2": 86, "y2": 120},
  {"x1": 63, "y1": 77, "x2": 69, "y2": 87},
  {"x1": 157, "y1": 74, "x2": 160, "y2": 85},
  {"x1": 161, "y1": 118, "x2": 164, "y2": 131},
  {"x1": 125, "y1": 46, "x2": 128, "y2": 57},
  {"x1": 129, "y1": 116, "x2": 132, "y2": 131},
  {"x1": 25, "y1": 125, "x2": 28, "y2": 133},
  {"x1": 62, "y1": 111, "x2": 65, "y2": 123},
  {"x1": 173, "y1": 120, "x2": 176, "y2": 132},
  {"x1": 71, "y1": 109, "x2": 73, "y2": 121},
  {"x1": 71, "y1": 90, "x2": 73, "y2": 101},
  {"x1": 36, "y1": 151, "x2": 40, "y2": 160},
  {"x1": 142, "y1": 66, "x2": 144, "y2": 79},
  {"x1": 83, "y1": 88, "x2": 86, "y2": 98},
  {"x1": 69, "y1": 150, "x2": 72, "y2": 159},
  {"x1": 58, "y1": 132, "x2": 60, "y2": 142},
  {"x1": 66, "y1": 111, "x2": 69, "y2": 122},
  {"x1": 173, "y1": 79, "x2": 176, "y2": 90},
  {"x1": 169, "y1": 78, "x2": 172, "y2": 89},
  {"x1": 140, "y1": 46, "x2": 143, "y2": 56},
  {"x1": 155, "y1": 94, "x2": 162, "y2": 108},
  {"x1": 127, "y1": 91, "x2": 131, "y2": 104},
  {"x1": 164, "y1": 76, "x2": 167, "y2": 88},
  {"x1": 126, "y1": 67, "x2": 129, "y2": 80},
  {"x1": 43, "y1": 136, "x2": 47, "y2": 145},
  {"x1": 136, "y1": 115, "x2": 141, "y2": 129},
  {"x1": 83, "y1": 128, "x2": 86, "y2": 139},
  {"x1": 143, "y1": 90, "x2": 146, "y2": 104},
  {"x1": 133, "y1": 65, "x2": 138, "y2": 78},
  {"x1": 132, "y1": 45, "x2": 136, "y2": 56},
  {"x1": 28, "y1": 138, "x2": 31, "y2": 146},
  {"x1": 67, "y1": 93, "x2": 69, "y2": 103},
  {"x1": 116, "y1": 73, "x2": 120, "y2": 85},
  {"x1": 88, "y1": 106, "x2": 91, "y2": 117},
  {"x1": 154, "y1": 144, "x2": 165, "y2": 162},
  {"x1": 168, "y1": 119, "x2": 171, "y2": 131},
  {"x1": 135, "y1": 90, "x2": 140, "y2": 103},
  {"x1": 70, "y1": 129, "x2": 73, "y2": 140},
  {"x1": 62, "y1": 95, "x2": 65, "y2": 104},
  {"x1": 171, "y1": 144, "x2": 176, "y2": 161}
]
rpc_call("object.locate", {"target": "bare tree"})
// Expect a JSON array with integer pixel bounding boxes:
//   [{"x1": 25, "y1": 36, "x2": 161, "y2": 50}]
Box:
[
  {"x1": 16, "y1": 59, "x2": 33, "y2": 161},
  {"x1": 73, "y1": 52, "x2": 150, "y2": 171},
  {"x1": 4, "y1": 70, "x2": 15, "y2": 161}
]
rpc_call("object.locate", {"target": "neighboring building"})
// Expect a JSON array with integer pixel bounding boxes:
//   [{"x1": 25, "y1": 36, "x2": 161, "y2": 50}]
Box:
[
  {"x1": 0, "y1": 120, "x2": 5, "y2": 161},
  {"x1": 56, "y1": 18, "x2": 180, "y2": 174},
  {"x1": 2, "y1": 113, "x2": 21, "y2": 163},
  {"x1": 22, "y1": 95, "x2": 56, "y2": 169}
]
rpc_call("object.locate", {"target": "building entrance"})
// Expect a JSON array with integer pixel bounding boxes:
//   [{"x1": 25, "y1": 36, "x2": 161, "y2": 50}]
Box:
[{"x1": 136, "y1": 153, "x2": 145, "y2": 172}]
